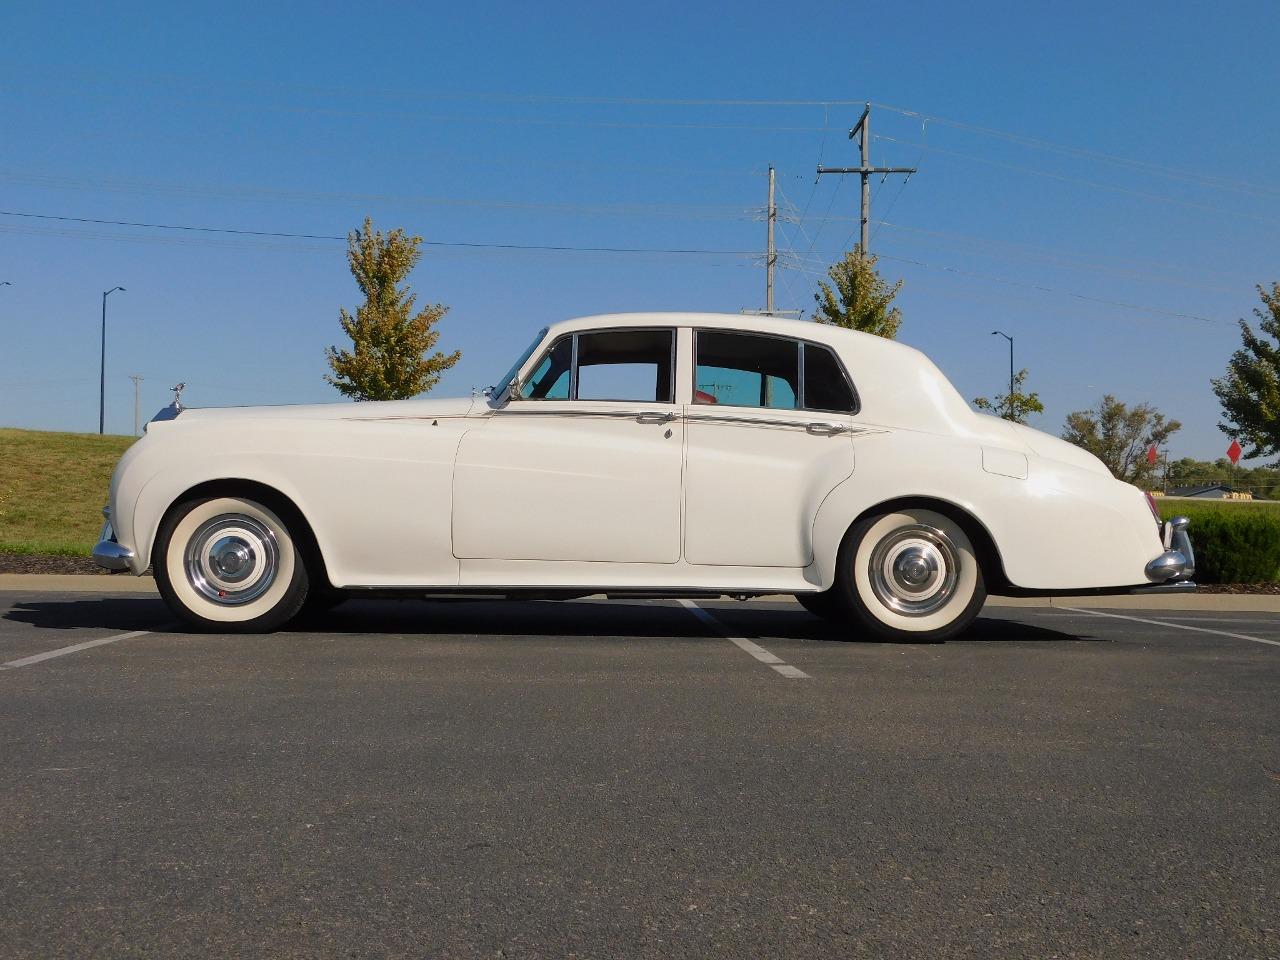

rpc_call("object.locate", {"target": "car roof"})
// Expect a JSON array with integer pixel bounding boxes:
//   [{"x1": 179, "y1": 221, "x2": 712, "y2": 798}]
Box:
[{"x1": 547, "y1": 311, "x2": 925, "y2": 360}]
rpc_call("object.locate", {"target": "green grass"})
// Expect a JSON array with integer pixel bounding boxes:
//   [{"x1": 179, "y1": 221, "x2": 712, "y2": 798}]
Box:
[{"x1": 0, "y1": 428, "x2": 136, "y2": 556}]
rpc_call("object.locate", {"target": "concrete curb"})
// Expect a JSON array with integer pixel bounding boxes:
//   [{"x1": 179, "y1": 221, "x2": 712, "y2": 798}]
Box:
[{"x1": 1, "y1": 574, "x2": 1279, "y2": 612}]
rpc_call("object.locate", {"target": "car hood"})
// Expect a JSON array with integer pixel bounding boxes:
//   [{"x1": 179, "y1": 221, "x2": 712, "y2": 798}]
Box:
[{"x1": 165, "y1": 395, "x2": 481, "y2": 424}]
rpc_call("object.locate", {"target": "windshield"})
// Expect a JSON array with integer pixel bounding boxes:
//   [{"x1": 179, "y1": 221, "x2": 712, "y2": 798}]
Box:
[{"x1": 491, "y1": 327, "x2": 548, "y2": 399}]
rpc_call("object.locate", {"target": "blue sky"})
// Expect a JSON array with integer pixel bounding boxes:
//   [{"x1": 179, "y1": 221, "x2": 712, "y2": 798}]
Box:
[{"x1": 1, "y1": 0, "x2": 1277, "y2": 460}]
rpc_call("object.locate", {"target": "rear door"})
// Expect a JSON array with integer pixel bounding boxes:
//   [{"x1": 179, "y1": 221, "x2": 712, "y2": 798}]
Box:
[{"x1": 683, "y1": 331, "x2": 857, "y2": 567}]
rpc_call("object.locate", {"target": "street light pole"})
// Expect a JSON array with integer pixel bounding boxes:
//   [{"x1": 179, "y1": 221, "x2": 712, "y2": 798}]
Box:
[
  {"x1": 991, "y1": 330, "x2": 1014, "y2": 418},
  {"x1": 100, "y1": 286, "x2": 125, "y2": 434}
]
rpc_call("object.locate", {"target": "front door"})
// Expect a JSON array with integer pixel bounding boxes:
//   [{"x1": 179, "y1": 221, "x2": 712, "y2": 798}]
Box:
[
  {"x1": 452, "y1": 327, "x2": 683, "y2": 563},
  {"x1": 683, "y1": 330, "x2": 858, "y2": 567}
]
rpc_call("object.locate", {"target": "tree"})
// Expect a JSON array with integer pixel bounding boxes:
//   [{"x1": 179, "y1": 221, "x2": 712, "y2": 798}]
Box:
[
  {"x1": 1061, "y1": 395, "x2": 1181, "y2": 484},
  {"x1": 325, "y1": 218, "x2": 460, "y2": 401},
  {"x1": 812, "y1": 246, "x2": 903, "y2": 338},
  {"x1": 973, "y1": 368, "x2": 1045, "y2": 425},
  {"x1": 1211, "y1": 282, "x2": 1280, "y2": 463}
]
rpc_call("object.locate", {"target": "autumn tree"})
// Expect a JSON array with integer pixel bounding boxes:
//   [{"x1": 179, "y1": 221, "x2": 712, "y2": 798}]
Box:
[
  {"x1": 325, "y1": 218, "x2": 460, "y2": 401},
  {"x1": 1061, "y1": 395, "x2": 1181, "y2": 484},
  {"x1": 812, "y1": 246, "x2": 903, "y2": 338},
  {"x1": 973, "y1": 368, "x2": 1045, "y2": 425},
  {"x1": 1211, "y1": 282, "x2": 1280, "y2": 463}
]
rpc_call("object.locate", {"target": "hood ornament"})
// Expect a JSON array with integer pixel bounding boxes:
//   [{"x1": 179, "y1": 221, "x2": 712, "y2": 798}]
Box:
[{"x1": 170, "y1": 382, "x2": 187, "y2": 410}]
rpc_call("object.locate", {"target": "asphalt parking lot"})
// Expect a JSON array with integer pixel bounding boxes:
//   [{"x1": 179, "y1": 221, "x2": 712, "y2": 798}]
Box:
[{"x1": 2, "y1": 590, "x2": 1278, "y2": 959}]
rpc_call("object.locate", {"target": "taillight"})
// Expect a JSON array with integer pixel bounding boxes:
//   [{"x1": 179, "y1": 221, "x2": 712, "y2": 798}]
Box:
[{"x1": 1144, "y1": 492, "x2": 1162, "y2": 525}]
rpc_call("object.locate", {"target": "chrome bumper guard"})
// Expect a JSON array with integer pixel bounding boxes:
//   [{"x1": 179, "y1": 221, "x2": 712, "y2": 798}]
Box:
[
  {"x1": 1144, "y1": 515, "x2": 1195, "y2": 583},
  {"x1": 91, "y1": 507, "x2": 135, "y2": 572}
]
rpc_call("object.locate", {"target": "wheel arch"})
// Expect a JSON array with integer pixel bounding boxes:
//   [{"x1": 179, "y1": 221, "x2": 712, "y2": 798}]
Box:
[
  {"x1": 819, "y1": 494, "x2": 1010, "y2": 593},
  {"x1": 149, "y1": 478, "x2": 332, "y2": 589}
]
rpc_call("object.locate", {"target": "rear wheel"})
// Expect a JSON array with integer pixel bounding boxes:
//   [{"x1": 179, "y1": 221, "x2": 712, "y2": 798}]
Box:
[
  {"x1": 830, "y1": 507, "x2": 985, "y2": 642},
  {"x1": 154, "y1": 496, "x2": 310, "y2": 632}
]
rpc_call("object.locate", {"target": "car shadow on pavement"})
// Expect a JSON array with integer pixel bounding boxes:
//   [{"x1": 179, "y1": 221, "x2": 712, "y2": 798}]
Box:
[
  {"x1": 3, "y1": 596, "x2": 174, "y2": 633},
  {"x1": 728, "y1": 609, "x2": 1101, "y2": 644},
  {"x1": 3, "y1": 598, "x2": 1098, "y2": 645}
]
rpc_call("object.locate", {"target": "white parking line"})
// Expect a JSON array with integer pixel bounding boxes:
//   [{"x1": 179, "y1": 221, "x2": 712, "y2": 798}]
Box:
[
  {"x1": 0, "y1": 630, "x2": 152, "y2": 670},
  {"x1": 678, "y1": 600, "x2": 811, "y2": 678},
  {"x1": 1062, "y1": 608, "x2": 1280, "y2": 649}
]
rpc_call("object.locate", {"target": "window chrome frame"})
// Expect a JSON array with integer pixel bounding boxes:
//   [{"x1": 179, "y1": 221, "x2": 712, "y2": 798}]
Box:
[
  {"x1": 691, "y1": 328, "x2": 861, "y2": 416},
  {"x1": 512, "y1": 326, "x2": 678, "y2": 406}
]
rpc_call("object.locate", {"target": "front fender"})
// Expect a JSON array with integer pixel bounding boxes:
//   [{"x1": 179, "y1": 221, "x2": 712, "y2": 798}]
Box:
[{"x1": 114, "y1": 418, "x2": 469, "y2": 587}]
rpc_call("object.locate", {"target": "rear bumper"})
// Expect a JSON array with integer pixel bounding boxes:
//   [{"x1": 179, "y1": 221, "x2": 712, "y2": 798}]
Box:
[
  {"x1": 91, "y1": 508, "x2": 135, "y2": 572},
  {"x1": 1144, "y1": 516, "x2": 1195, "y2": 583}
]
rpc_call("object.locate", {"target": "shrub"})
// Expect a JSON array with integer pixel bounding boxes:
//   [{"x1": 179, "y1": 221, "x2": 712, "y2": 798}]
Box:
[{"x1": 1157, "y1": 501, "x2": 1280, "y2": 583}]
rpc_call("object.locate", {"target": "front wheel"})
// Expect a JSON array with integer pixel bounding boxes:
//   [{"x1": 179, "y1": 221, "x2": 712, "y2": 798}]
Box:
[
  {"x1": 154, "y1": 496, "x2": 310, "y2": 632},
  {"x1": 830, "y1": 508, "x2": 986, "y2": 642}
]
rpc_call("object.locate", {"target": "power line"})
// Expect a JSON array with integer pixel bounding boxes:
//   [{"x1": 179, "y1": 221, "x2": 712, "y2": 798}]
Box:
[
  {"x1": 873, "y1": 135, "x2": 1280, "y2": 225},
  {"x1": 870, "y1": 102, "x2": 1280, "y2": 200},
  {"x1": 0, "y1": 210, "x2": 754, "y2": 256}
]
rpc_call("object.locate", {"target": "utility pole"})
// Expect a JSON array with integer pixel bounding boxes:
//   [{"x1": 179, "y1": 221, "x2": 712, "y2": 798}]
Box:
[
  {"x1": 765, "y1": 165, "x2": 776, "y2": 315},
  {"x1": 816, "y1": 102, "x2": 916, "y2": 255},
  {"x1": 129, "y1": 374, "x2": 143, "y2": 436},
  {"x1": 743, "y1": 166, "x2": 800, "y2": 318},
  {"x1": 991, "y1": 330, "x2": 1014, "y2": 417}
]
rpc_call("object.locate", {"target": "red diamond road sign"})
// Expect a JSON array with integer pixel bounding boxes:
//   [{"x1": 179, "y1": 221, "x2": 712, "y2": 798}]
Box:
[{"x1": 1228, "y1": 439, "x2": 1243, "y2": 465}]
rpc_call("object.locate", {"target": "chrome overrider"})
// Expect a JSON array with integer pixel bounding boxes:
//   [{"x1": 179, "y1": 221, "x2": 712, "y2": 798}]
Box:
[
  {"x1": 91, "y1": 506, "x2": 136, "y2": 572},
  {"x1": 1144, "y1": 515, "x2": 1195, "y2": 583}
]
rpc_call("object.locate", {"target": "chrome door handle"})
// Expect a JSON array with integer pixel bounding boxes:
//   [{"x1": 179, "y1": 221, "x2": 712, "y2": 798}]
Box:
[
  {"x1": 635, "y1": 411, "x2": 677, "y2": 424},
  {"x1": 806, "y1": 421, "x2": 849, "y2": 435}
]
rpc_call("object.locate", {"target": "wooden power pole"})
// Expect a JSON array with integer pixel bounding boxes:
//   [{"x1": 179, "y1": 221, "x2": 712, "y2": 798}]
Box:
[{"x1": 816, "y1": 103, "x2": 916, "y2": 254}]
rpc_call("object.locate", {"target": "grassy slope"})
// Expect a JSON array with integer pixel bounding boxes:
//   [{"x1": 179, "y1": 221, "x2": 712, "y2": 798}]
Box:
[{"x1": 0, "y1": 428, "x2": 136, "y2": 555}]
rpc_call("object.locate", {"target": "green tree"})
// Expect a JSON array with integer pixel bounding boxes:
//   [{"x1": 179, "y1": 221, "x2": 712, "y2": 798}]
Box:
[
  {"x1": 1211, "y1": 282, "x2": 1280, "y2": 463},
  {"x1": 1062, "y1": 395, "x2": 1181, "y2": 484},
  {"x1": 325, "y1": 218, "x2": 461, "y2": 401},
  {"x1": 973, "y1": 368, "x2": 1045, "y2": 424},
  {"x1": 812, "y1": 246, "x2": 903, "y2": 338}
]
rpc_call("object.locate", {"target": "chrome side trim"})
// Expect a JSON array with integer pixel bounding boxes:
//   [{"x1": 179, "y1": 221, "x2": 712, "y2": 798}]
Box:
[{"x1": 495, "y1": 407, "x2": 679, "y2": 421}]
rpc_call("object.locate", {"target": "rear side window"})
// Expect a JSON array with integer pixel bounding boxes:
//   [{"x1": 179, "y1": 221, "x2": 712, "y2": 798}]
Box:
[
  {"x1": 803, "y1": 343, "x2": 856, "y2": 413},
  {"x1": 695, "y1": 331, "x2": 798, "y2": 409}
]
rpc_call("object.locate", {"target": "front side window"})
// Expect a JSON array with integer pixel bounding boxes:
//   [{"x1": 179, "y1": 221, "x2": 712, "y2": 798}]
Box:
[
  {"x1": 517, "y1": 328, "x2": 674, "y2": 403},
  {"x1": 695, "y1": 331, "x2": 798, "y2": 409},
  {"x1": 518, "y1": 336, "x2": 572, "y2": 399},
  {"x1": 576, "y1": 329, "x2": 674, "y2": 402}
]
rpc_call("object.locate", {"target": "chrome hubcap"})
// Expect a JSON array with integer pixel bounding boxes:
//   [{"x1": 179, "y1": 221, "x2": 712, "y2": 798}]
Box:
[
  {"x1": 868, "y1": 524, "x2": 959, "y2": 616},
  {"x1": 184, "y1": 514, "x2": 279, "y2": 605}
]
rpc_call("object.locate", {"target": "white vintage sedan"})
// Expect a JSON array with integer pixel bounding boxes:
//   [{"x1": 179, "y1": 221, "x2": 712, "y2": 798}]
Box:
[{"x1": 93, "y1": 312, "x2": 1193, "y2": 639}]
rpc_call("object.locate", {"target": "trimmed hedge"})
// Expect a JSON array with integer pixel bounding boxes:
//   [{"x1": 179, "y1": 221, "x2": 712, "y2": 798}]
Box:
[{"x1": 1156, "y1": 501, "x2": 1280, "y2": 583}]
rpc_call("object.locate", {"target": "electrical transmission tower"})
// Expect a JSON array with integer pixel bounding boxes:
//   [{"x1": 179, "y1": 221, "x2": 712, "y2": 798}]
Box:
[
  {"x1": 743, "y1": 166, "x2": 800, "y2": 318},
  {"x1": 816, "y1": 103, "x2": 916, "y2": 254}
]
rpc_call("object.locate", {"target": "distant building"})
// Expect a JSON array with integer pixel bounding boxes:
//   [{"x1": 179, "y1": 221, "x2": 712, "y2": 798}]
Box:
[{"x1": 1165, "y1": 484, "x2": 1254, "y2": 500}]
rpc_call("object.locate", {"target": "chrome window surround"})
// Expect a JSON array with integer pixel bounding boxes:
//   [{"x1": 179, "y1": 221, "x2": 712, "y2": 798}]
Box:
[
  {"x1": 514, "y1": 327, "x2": 678, "y2": 405},
  {"x1": 691, "y1": 329, "x2": 861, "y2": 416}
]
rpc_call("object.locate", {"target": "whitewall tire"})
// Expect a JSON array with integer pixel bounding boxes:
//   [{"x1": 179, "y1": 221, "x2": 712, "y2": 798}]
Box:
[
  {"x1": 833, "y1": 507, "x2": 986, "y2": 642},
  {"x1": 154, "y1": 496, "x2": 310, "y2": 632}
]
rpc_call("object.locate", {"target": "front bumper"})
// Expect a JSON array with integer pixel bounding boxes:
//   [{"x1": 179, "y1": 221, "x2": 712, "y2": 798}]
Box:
[
  {"x1": 91, "y1": 508, "x2": 135, "y2": 572},
  {"x1": 1144, "y1": 515, "x2": 1195, "y2": 583}
]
